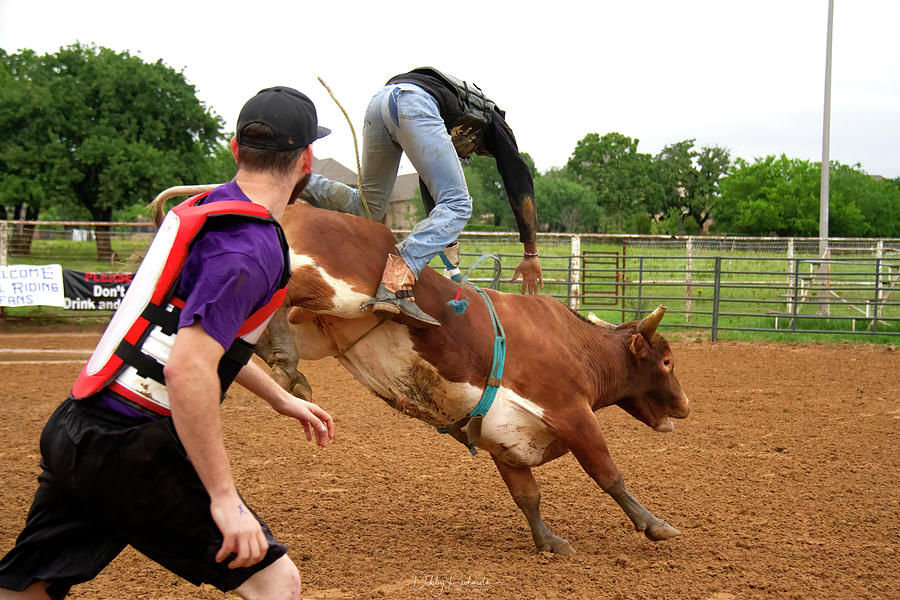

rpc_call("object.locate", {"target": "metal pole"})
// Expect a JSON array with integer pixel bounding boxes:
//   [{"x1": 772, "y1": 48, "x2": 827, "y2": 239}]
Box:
[
  {"x1": 711, "y1": 257, "x2": 721, "y2": 342},
  {"x1": 685, "y1": 237, "x2": 693, "y2": 322},
  {"x1": 791, "y1": 258, "x2": 801, "y2": 331},
  {"x1": 819, "y1": 0, "x2": 834, "y2": 258},
  {"x1": 872, "y1": 258, "x2": 881, "y2": 332},
  {"x1": 636, "y1": 257, "x2": 644, "y2": 321}
]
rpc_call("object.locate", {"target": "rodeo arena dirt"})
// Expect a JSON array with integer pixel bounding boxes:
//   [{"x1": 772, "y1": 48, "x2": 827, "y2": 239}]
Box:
[{"x1": 1, "y1": 329, "x2": 897, "y2": 600}]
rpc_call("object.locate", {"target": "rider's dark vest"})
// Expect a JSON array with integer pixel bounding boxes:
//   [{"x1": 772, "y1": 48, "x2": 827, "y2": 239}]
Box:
[
  {"x1": 406, "y1": 66, "x2": 502, "y2": 159},
  {"x1": 71, "y1": 192, "x2": 290, "y2": 417}
]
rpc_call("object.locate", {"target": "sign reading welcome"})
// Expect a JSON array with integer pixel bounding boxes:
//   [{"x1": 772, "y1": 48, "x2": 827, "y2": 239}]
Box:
[{"x1": 0, "y1": 264, "x2": 65, "y2": 307}]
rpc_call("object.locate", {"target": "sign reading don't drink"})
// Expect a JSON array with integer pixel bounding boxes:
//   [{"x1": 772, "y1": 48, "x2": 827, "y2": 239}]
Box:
[
  {"x1": 0, "y1": 264, "x2": 65, "y2": 307},
  {"x1": 62, "y1": 270, "x2": 134, "y2": 310}
]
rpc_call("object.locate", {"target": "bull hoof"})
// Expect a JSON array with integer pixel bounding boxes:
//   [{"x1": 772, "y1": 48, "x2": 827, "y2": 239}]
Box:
[
  {"x1": 537, "y1": 536, "x2": 576, "y2": 556},
  {"x1": 644, "y1": 520, "x2": 681, "y2": 541},
  {"x1": 292, "y1": 379, "x2": 313, "y2": 402},
  {"x1": 270, "y1": 365, "x2": 293, "y2": 392},
  {"x1": 271, "y1": 366, "x2": 314, "y2": 401}
]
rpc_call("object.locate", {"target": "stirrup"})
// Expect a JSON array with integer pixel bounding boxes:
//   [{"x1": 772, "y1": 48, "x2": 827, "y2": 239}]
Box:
[{"x1": 361, "y1": 283, "x2": 441, "y2": 328}]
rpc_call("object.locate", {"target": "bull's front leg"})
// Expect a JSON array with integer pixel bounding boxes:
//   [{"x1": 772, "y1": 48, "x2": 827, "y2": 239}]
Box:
[
  {"x1": 490, "y1": 455, "x2": 575, "y2": 555},
  {"x1": 552, "y1": 403, "x2": 680, "y2": 542},
  {"x1": 258, "y1": 305, "x2": 313, "y2": 401}
]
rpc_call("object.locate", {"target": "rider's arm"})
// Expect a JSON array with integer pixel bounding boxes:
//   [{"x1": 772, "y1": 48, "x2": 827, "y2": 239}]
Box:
[
  {"x1": 485, "y1": 111, "x2": 543, "y2": 294},
  {"x1": 484, "y1": 110, "x2": 539, "y2": 246}
]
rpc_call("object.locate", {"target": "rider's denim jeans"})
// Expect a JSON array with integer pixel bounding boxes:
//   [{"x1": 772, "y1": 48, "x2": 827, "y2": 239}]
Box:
[{"x1": 301, "y1": 83, "x2": 471, "y2": 277}]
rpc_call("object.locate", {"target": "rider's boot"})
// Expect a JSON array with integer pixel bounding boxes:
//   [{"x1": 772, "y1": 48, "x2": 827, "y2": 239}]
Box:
[{"x1": 362, "y1": 253, "x2": 441, "y2": 328}]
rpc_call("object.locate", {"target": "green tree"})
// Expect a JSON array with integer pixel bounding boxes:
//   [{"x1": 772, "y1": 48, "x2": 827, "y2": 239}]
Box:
[
  {"x1": 0, "y1": 44, "x2": 224, "y2": 260},
  {"x1": 694, "y1": 146, "x2": 732, "y2": 228},
  {"x1": 534, "y1": 169, "x2": 599, "y2": 232},
  {"x1": 831, "y1": 164, "x2": 900, "y2": 237},
  {"x1": 110, "y1": 140, "x2": 237, "y2": 227},
  {"x1": 717, "y1": 155, "x2": 820, "y2": 235},
  {"x1": 717, "y1": 155, "x2": 885, "y2": 237},
  {"x1": 463, "y1": 155, "x2": 510, "y2": 229},
  {"x1": 655, "y1": 140, "x2": 730, "y2": 233},
  {"x1": 460, "y1": 153, "x2": 538, "y2": 231},
  {"x1": 566, "y1": 132, "x2": 661, "y2": 232},
  {"x1": 199, "y1": 139, "x2": 239, "y2": 184}
]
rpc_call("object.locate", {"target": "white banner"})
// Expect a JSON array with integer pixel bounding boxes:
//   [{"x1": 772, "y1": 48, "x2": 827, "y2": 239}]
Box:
[{"x1": 0, "y1": 264, "x2": 65, "y2": 307}]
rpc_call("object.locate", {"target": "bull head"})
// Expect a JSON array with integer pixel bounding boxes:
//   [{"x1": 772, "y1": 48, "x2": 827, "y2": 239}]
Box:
[{"x1": 621, "y1": 304, "x2": 690, "y2": 432}]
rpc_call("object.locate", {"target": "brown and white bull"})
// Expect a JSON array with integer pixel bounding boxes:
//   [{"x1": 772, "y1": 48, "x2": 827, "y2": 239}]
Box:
[{"x1": 259, "y1": 201, "x2": 691, "y2": 555}]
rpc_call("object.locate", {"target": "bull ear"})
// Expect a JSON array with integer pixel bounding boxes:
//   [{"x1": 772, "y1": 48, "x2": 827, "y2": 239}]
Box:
[
  {"x1": 637, "y1": 304, "x2": 666, "y2": 339},
  {"x1": 630, "y1": 333, "x2": 649, "y2": 359},
  {"x1": 587, "y1": 312, "x2": 617, "y2": 329}
]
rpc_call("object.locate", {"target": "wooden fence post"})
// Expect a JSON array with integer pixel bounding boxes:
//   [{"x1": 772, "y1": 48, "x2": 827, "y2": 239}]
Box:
[
  {"x1": 569, "y1": 234, "x2": 581, "y2": 309},
  {"x1": 0, "y1": 222, "x2": 6, "y2": 323},
  {"x1": 0, "y1": 222, "x2": 7, "y2": 267}
]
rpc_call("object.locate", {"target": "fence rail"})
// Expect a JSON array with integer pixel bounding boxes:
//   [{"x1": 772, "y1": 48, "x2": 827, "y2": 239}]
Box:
[{"x1": 2, "y1": 221, "x2": 899, "y2": 338}]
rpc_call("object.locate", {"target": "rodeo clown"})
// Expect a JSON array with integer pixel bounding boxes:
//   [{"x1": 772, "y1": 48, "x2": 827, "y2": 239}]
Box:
[
  {"x1": 0, "y1": 87, "x2": 334, "y2": 600},
  {"x1": 299, "y1": 67, "x2": 544, "y2": 326}
]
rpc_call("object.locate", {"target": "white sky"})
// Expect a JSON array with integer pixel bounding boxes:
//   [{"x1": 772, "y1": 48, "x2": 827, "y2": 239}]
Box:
[{"x1": 2, "y1": 0, "x2": 899, "y2": 178}]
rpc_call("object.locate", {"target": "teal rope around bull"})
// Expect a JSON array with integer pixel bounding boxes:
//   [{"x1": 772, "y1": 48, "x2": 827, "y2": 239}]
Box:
[
  {"x1": 436, "y1": 284, "x2": 506, "y2": 455},
  {"x1": 438, "y1": 251, "x2": 503, "y2": 290}
]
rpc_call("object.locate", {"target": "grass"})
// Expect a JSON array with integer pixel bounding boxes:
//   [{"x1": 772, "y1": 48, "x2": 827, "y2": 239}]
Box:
[{"x1": 6, "y1": 239, "x2": 149, "y2": 272}]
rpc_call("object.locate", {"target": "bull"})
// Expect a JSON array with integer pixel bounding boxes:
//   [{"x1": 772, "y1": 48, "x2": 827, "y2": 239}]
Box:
[
  {"x1": 151, "y1": 189, "x2": 691, "y2": 555},
  {"x1": 253, "y1": 201, "x2": 691, "y2": 556}
]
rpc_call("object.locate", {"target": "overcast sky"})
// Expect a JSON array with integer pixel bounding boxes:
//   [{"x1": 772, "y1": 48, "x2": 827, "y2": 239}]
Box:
[{"x1": 2, "y1": 0, "x2": 898, "y2": 179}]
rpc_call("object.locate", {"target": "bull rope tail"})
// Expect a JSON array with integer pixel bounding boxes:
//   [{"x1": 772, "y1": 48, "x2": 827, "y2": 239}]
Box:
[{"x1": 317, "y1": 76, "x2": 371, "y2": 220}]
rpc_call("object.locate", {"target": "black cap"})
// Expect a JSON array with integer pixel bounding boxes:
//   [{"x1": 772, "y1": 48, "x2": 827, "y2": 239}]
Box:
[{"x1": 237, "y1": 86, "x2": 331, "y2": 151}]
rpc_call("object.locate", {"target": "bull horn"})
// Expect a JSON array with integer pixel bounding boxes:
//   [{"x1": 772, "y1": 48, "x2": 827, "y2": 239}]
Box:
[
  {"x1": 638, "y1": 305, "x2": 667, "y2": 338},
  {"x1": 587, "y1": 312, "x2": 617, "y2": 329}
]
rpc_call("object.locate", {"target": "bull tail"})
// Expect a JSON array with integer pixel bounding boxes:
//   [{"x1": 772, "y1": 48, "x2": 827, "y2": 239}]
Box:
[{"x1": 149, "y1": 184, "x2": 221, "y2": 228}]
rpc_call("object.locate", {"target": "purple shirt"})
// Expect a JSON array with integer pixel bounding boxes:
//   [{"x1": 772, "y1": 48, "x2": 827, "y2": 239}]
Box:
[
  {"x1": 94, "y1": 181, "x2": 286, "y2": 418},
  {"x1": 176, "y1": 181, "x2": 285, "y2": 349}
]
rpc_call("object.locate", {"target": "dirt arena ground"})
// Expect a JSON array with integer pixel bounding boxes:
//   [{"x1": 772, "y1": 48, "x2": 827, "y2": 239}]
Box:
[{"x1": 0, "y1": 331, "x2": 897, "y2": 600}]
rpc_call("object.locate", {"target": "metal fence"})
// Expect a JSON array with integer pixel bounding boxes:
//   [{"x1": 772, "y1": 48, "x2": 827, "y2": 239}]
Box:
[
  {"x1": 3, "y1": 221, "x2": 899, "y2": 338},
  {"x1": 453, "y1": 232, "x2": 900, "y2": 339}
]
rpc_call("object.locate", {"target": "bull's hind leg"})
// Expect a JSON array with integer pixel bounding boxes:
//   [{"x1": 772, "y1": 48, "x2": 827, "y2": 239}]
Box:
[
  {"x1": 557, "y1": 402, "x2": 680, "y2": 542},
  {"x1": 491, "y1": 455, "x2": 575, "y2": 556}
]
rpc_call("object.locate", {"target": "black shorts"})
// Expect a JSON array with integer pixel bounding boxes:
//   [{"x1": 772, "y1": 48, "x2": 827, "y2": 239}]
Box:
[{"x1": 0, "y1": 397, "x2": 287, "y2": 599}]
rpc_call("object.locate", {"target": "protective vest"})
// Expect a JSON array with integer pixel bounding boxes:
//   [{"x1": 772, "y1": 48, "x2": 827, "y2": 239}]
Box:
[
  {"x1": 71, "y1": 192, "x2": 290, "y2": 417},
  {"x1": 408, "y1": 67, "x2": 503, "y2": 159}
]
